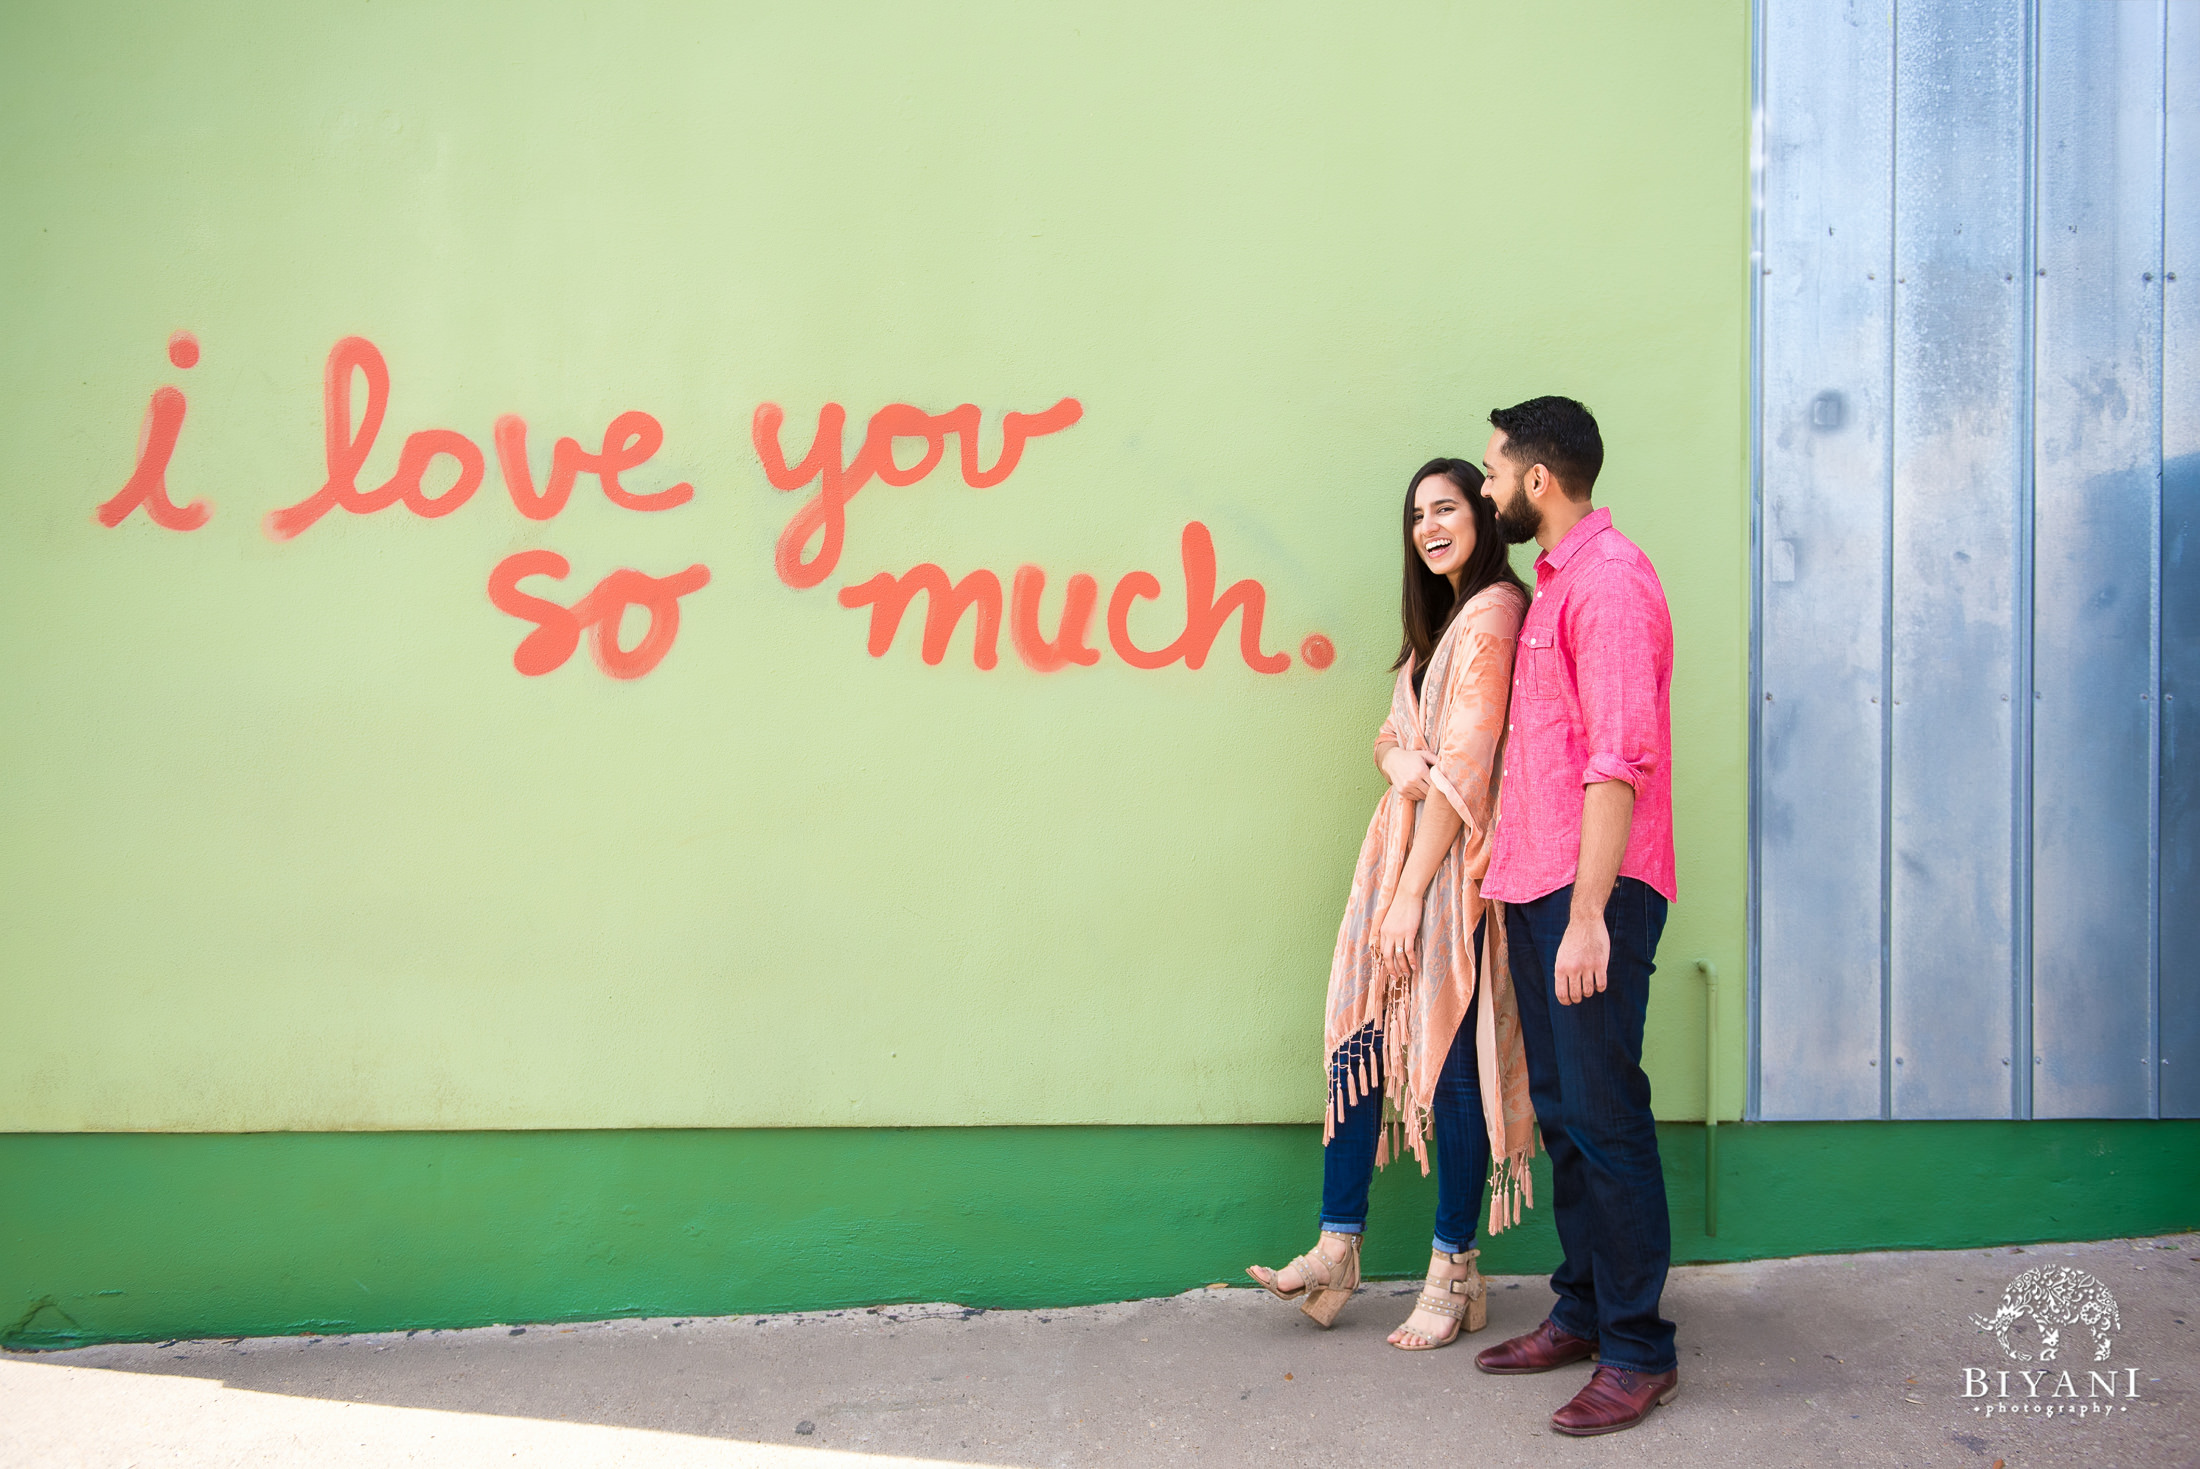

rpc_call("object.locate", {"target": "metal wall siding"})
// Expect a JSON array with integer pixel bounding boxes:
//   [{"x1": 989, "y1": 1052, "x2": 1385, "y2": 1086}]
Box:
[
  {"x1": 1755, "y1": 0, "x2": 2190, "y2": 1121},
  {"x1": 2161, "y1": 2, "x2": 2199, "y2": 1120},
  {"x1": 1888, "y1": 0, "x2": 2027, "y2": 1119},
  {"x1": 2028, "y1": 2, "x2": 2164, "y2": 1119},
  {"x1": 1756, "y1": 0, "x2": 1895, "y2": 1121}
]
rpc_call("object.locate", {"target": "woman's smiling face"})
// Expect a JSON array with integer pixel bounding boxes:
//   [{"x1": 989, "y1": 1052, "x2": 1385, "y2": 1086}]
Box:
[{"x1": 1411, "y1": 472, "x2": 1476, "y2": 589}]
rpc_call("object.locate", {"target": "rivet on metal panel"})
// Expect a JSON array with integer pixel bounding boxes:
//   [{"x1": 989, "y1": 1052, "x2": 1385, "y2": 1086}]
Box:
[{"x1": 1809, "y1": 392, "x2": 1846, "y2": 430}]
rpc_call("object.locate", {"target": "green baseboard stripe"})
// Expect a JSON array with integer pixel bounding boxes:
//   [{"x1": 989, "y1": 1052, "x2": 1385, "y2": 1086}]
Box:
[{"x1": 5, "y1": 1120, "x2": 2196, "y2": 1349}]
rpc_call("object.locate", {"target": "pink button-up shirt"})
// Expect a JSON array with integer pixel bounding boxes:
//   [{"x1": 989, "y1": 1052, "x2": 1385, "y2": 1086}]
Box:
[{"x1": 1481, "y1": 507, "x2": 1677, "y2": 906}]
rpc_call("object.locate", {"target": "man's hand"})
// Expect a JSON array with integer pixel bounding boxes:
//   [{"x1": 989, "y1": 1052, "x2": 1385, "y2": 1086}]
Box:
[
  {"x1": 1381, "y1": 747, "x2": 1432, "y2": 801},
  {"x1": 1556, "y1": 780, "x2": 1635, "y2": 1005},
  {"x1": 1554, "y1": 909, "x2": 1610, "y2": 1005}
]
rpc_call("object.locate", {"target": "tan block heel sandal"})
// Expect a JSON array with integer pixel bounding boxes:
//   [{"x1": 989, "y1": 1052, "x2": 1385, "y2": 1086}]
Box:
[
  {"x1": 1390, "y1": 1247, "x2": 1487, "y2": 1351},
  {"x1": 1246, "y1": 1231, "x2": 1362, "y2": 1327}
]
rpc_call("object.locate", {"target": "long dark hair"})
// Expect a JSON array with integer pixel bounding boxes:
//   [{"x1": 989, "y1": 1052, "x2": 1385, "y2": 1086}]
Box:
[{"x1": 1393, "y1": 457, "x2": 1529, "y2": 672}]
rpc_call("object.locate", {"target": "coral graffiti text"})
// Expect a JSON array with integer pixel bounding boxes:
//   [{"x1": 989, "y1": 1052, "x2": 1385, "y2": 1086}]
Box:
[{"x1": 99, "y1": 334, "x2": 1333, "y2": 680}]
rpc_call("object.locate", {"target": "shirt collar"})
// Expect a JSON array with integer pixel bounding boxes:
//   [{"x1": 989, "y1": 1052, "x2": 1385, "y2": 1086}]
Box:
[{"x1": 1534, "y1": 506, "x2": 1614, "y2": 578}]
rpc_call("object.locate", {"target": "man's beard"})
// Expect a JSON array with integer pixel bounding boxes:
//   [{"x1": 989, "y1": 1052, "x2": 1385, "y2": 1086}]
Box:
[{"x1": 1494, "y1": 484, "x2": 1542, "y2": 544}]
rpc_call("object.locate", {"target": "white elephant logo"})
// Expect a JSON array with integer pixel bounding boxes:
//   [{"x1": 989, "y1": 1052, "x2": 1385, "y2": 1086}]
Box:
[{"x1": 1970, "y1": 1266, "x2": 2120, "y2": 1363}]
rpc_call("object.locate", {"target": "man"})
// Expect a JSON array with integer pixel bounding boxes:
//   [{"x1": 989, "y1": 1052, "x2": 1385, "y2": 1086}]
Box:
[{"x1": 1472, "y1": 396, "x2": 1679, "y2": 1436}]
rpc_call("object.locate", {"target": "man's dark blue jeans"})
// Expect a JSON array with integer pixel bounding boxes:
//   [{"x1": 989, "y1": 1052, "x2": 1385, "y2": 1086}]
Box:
[{"x1": 1504, "y1": 877, "x2": 1675, "y2": 1374}]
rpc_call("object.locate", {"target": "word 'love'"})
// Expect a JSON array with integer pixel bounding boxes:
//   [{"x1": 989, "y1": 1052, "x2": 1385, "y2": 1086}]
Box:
[{"x1": 266, "y1": 336, "x2": 693, "y2": 540}]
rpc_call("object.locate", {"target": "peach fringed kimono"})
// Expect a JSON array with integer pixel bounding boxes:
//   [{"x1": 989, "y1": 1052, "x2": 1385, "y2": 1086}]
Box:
[{"x1": 1322, "y1": 582, "x2": 1540, "y2": 1235}]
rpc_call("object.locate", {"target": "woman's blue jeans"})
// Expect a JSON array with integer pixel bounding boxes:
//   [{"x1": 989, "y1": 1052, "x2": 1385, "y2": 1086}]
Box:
[{"x1": 1318, "y1": 944, "x2": 1488, "y2": 1255}]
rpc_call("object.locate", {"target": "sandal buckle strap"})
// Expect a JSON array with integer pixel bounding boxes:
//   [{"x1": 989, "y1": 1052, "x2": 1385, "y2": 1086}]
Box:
[
  {"x1": 1415, "y1": 1290, "x2": 1468, "y2": 1321},
  {"x1": 1290, "y1": 1235, "x2": 1359, "y2": 1289}
]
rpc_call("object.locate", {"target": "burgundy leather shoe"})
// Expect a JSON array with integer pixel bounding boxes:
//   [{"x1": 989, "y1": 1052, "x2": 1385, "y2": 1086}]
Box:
[
  {"x1": 1473, "y1": 1318, "x2": 1598, "y2": 1374},
  {"x1": 1550, "y1": 1364, "x2": 1680, "y2": 1436}
]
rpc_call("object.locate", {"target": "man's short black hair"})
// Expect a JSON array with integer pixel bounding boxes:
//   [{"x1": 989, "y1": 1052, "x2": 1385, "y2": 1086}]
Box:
[{"x1": 1488, "y1": 396, "x2": 1603, "y2": 500}]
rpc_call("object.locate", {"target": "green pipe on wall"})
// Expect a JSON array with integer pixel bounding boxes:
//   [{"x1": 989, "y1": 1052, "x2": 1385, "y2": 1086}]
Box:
[{"x1": 1699, "y1": 958, "x2": 1719, "y2": 1236}]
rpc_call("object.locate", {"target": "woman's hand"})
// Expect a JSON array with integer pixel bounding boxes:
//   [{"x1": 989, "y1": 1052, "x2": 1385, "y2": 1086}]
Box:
[
  {"x1": 1381, "y1": 747, "x2": 1432, "y2": 801},
  {"x1": 1375, "y1": 894, "x2": 1424, "y2": 980}
]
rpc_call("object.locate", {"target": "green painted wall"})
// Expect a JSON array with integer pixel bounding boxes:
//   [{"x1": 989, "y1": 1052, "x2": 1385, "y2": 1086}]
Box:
[
  {"x1": 0, "y1": 1, "x2": 1750, "y2": 1132},
  {"x1": 7, "y1": 1122, "x2": 2197, "y2": 1349}
]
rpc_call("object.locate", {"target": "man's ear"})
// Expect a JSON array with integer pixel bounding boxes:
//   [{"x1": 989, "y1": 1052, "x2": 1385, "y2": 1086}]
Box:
[{"x1": 1525, "y1": 462, "x2": 1550, "y2": 500}]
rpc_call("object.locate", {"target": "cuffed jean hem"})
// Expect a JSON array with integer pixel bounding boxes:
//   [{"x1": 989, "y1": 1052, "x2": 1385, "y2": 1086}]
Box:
[{"x1": 1317, "y1": 1224, "x2": 1476, "y2": 1256}]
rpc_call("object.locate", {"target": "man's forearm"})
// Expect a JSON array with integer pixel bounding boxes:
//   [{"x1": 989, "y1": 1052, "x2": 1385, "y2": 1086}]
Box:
[{"x1": 1570, "y1": 779, "x2": 1636, "y2": 919}]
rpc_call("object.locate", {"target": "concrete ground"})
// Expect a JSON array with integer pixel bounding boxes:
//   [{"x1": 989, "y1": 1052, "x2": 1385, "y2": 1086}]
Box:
[{"x1": 4, "y1": 1236, "x2": 2194, "y2": 1469}]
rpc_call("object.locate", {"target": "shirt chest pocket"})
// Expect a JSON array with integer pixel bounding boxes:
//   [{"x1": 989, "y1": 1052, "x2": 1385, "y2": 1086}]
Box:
[{"x1": 1518, "y1": 631, "x2": 1560, "y2": 700}]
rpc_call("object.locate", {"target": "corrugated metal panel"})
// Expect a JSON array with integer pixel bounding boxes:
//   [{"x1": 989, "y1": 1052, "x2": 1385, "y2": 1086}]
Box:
[
  {"x1": 1887, "y1": 0, "x2": 2027, "y2": 1119},
  {"x1": 2161, "y1": 2, "x2": 2198, "y2": 1120},
  {"x1": 1754, "y1": 0, "x2": 2191, "y2": 1121},
  {"x1": 1756, "y1": 0, "x2": 1895, "y2": 1121},
  {"x1": 2028, "y1": 0, "x2": 2164, "y2": 1120}
]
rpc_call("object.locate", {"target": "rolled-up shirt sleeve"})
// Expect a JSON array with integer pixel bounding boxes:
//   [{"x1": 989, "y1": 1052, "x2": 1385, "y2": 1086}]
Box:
[{"x1": 1567, "y1": 563, "x2": 1667, "y2": 792}]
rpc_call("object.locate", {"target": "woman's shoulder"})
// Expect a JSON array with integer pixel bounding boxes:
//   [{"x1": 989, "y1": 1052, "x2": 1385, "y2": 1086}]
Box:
[{"x1": 1455, "y1": 581, "x2": 1527, "y2": 638}]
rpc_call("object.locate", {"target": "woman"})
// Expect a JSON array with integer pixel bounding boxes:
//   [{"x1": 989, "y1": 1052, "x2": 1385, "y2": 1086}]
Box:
[{"x1": 1247, "y1": 457, "x2": 1538, "y2": 1350}]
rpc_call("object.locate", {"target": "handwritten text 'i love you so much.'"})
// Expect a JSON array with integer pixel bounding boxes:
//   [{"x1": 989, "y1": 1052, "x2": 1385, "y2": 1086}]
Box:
[{"x1": 100, "y1": 334, "x2": 1336, "y2": 680}]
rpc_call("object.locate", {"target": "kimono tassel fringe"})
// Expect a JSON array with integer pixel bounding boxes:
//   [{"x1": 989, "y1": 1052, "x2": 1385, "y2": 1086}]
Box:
[{"x1": 1483, "y1": 1140, "x2": 1540, "y2": 1236}]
